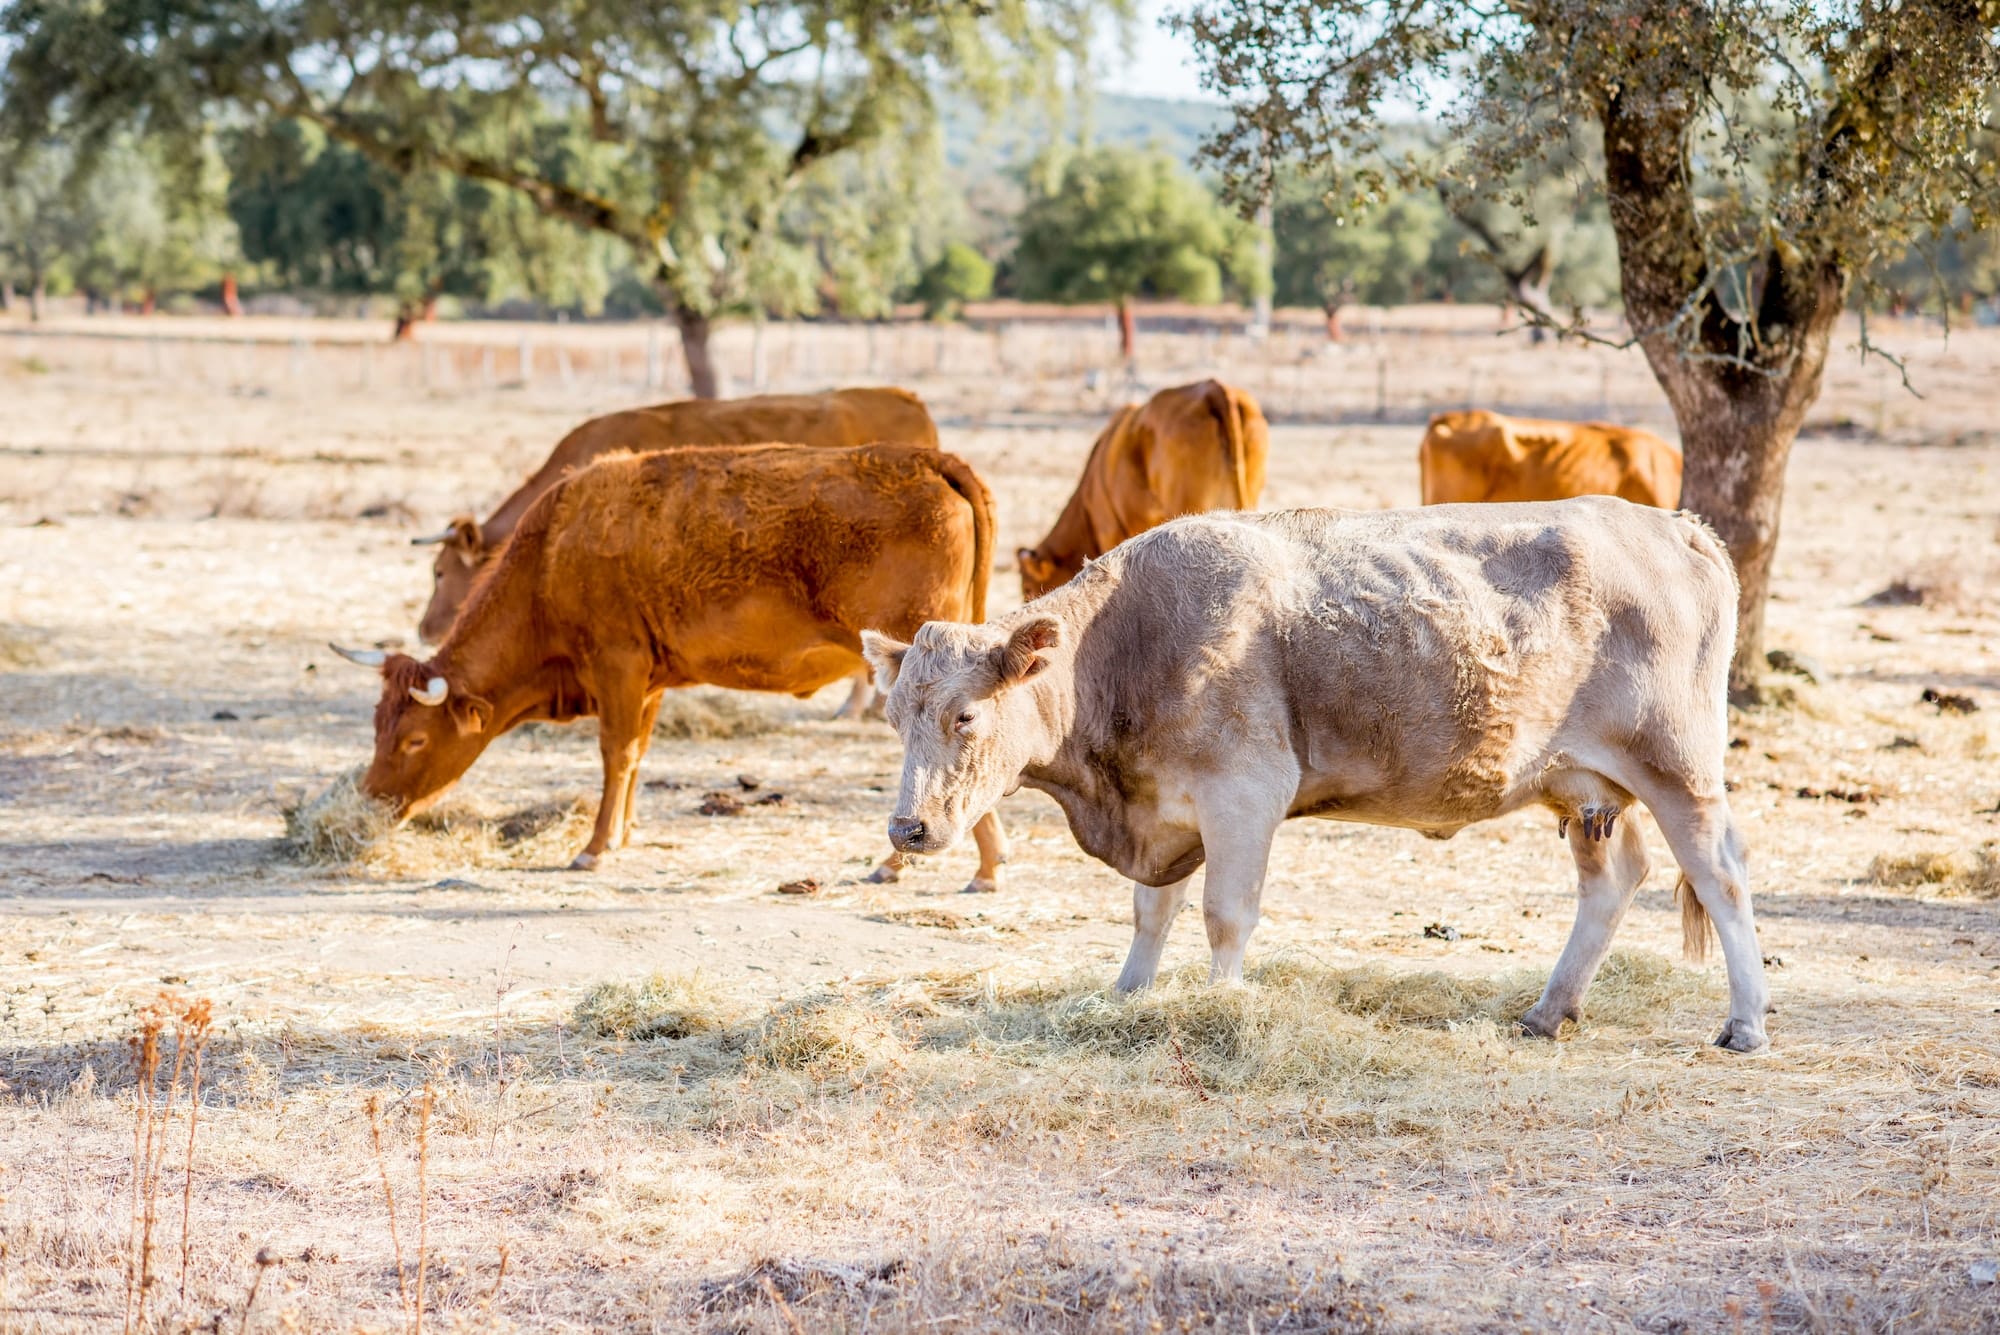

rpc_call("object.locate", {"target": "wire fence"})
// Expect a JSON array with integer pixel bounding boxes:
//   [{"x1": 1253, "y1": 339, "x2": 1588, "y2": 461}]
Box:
[{"x1": 3, "y1": 307, "x2": 1948, "y2": 433}]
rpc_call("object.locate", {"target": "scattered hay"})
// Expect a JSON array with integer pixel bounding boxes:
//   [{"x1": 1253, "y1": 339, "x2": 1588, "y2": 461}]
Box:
[
  {"x1": 0, "y1": 623, "x2": 50, "y2": 668},
  {"x1": 280, "y1": 769, "x2": 594, "y2": 871},
  {"x1": 753, "y1": 996, "x2": 910, "y2": 1074},
  {"x1": 651, "y1": 687, "x2": 792, "y2": 741},
  {"x1": 573, "y1": 972, "x2": 740, "y2": 1041},
  {"x1": 1869, "y1": 844, "x2": 2000, "y2": 898},
  {"x1": 281, "y1": 767, "x2": 395, "y2": 865},
  {"x1": 872, "y1": 907, "x2": 970, "y2": 930}
]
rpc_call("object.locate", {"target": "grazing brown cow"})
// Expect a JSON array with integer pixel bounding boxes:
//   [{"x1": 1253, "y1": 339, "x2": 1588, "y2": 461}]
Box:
[
  {"x1": 1418, "y1": 410, "x2": 1682, "y2": 508},
  {"x1": 337, "y1": 442, "x2": 1006, "y2": 888},
  {"x1": 415, "y1": 387, "x2": 939, "y2": 644},
  {"x1": 1016, "y1": 380, "x2": 1269, "y2": 599}
]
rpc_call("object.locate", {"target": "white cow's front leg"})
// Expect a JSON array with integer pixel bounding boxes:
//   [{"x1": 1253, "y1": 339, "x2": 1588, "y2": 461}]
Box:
[
  {"x1": 1113, "y1": 876, "x2": 1191, "y2": 993},
  {"x1": 1521, "y1": 809, "x2": 1650, "y2": 1038},
  {"x1": 1193, "y1": 775, "x2": 1290, "y2": 984}
]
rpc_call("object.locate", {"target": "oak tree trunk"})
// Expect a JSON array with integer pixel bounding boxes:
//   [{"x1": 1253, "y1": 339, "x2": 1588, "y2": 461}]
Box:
[
  {"x1": 674, "y1": 304, "x2": 721, "y2": 399},
  {"x1": 28, "y1": 272, "x2": 44, "y2": 322},
  {"x1": 1602, "y1": 90, "x2": 1847, "y2": 700},
  {"x1": 1324, "y1": 302, "x2": 1345, "y2": 342},
  {"x1": 1116, "y1": 295, "x2": 1136, "y2": 362}
]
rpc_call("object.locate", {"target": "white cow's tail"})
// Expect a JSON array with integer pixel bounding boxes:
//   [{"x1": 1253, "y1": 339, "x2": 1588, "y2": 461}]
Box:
[{"x1": 1675, "y1": 872, "x2": 1714, "y2": 963}]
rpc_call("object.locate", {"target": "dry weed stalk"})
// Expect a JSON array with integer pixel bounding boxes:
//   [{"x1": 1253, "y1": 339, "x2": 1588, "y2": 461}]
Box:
[
  {"x1": 415, "y1": 1083, "x2": 433, "y2": 1335},
  {"x1": 238, "y1": 1247, "x2": 277, "y2": 1335},
  {"x1": 122, "y1": 994, "x2": 214, "y2": 1334},
  {"x1": 363, "y1": 1083, "x2": 436, "y2": 1335},
  {"x1": 366, "y1": 1093, "x2": 414, "y2": 1326}
]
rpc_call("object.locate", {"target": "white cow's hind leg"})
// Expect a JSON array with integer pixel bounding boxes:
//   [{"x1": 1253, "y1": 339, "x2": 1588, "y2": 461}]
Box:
[
  {"x1": 1643, "y1": 792, "x2": 1771, "y2": 1052},
  {"x1": 1193, "y1": 777, "x2": 1289, "y2": 984},
  {"x1": 1113, "y1": 876, "x2": 1191, "y2": 993},
  {"x1": 1521, "y1": 810, "x2": 1650, "y2": 1038}
]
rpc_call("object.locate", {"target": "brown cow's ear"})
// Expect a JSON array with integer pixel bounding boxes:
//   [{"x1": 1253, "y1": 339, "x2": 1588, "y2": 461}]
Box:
[
  {"x1": 860, "y1": 630, "x2": 910, "y2": 695},
  {"x1": 449, "y1": 694, "x2": 493, "y2": 737},
  {"x1": 997, "y1": 616, "x2": 1061, "y2": 686},
  {"x1": 445, "y1": 517, "x2": 484, "y2": 567}
]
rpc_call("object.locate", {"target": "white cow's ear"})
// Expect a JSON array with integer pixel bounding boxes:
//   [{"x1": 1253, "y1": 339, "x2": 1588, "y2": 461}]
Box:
[
  {"x1": 997, "y1": 616, "x2": 1062, "y2": 686},
  {"x1": 861, "y1": 630, "x2": 910, "y2": 695}
]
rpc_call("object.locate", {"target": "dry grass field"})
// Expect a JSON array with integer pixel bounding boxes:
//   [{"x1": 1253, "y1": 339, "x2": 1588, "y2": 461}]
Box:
[{"x1": 2, "y1": 313, "x2": 1998, "y2": 1333}]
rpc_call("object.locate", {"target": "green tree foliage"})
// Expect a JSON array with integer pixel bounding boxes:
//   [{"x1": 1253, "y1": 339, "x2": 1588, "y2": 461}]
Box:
[
  {"x1": 1186, "y1": 0, "x2": 2000, "y2": 691},
  {"x1": 0, "y1": 133, "x2": 237, "y2": 316},
  {"x1": 916, "y1": 243, "x2": 997, "y2": 320},
  {"x1": 1273, "y1": 174, "x2": 1441, "y2": 334},
  {"x1": 1013, "y1": 145, "x2": 1267, "y2": 354},
  {"x1": 0, "y1": 0, "x2": 1123, "y2": 395}
]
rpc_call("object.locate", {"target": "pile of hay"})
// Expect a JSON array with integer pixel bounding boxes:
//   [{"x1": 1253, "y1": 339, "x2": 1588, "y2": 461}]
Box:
[
  {"x1": 281, "y1": 769, "x2": 595, "y2": 872},
  {"x1": 1869, "y1": 844, "x2": 2000, "y2": 898},
  {"x1": 574, "y1": 972, "x2": 741, "y2": 1041}
]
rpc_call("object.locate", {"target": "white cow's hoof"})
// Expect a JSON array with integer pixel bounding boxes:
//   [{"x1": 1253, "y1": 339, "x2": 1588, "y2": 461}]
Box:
[
  {"x1": 1517, "y1": 1002, "x2": 1578, "y2": 1040},
  {"x1": 569, "y1": 852, "x2": 601, "y2": 872},
  {"x1": 960, "y1": 877, "x2": 999, "y2": 895},
  {"x1": 1712, "y1": 1019, "x2": 1769, "y2": 1053}
]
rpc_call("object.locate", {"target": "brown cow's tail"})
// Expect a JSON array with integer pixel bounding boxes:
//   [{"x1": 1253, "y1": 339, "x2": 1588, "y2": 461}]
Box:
[
  {"x1": 930, "y1": 450, "x2": 996, "y2": 623},
  {"x1": 1675, "y1": 872, "x2": 1714, "y2": 964},
  {"x1": 1204, "y1": 379, "x2": 1254, "y2": 510}
]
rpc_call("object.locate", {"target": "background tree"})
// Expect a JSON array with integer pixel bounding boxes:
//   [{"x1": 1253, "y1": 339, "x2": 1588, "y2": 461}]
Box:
[
  {"x1": 916, "y1": 243, "x2": 997, "y2": 321},
  {"x1": 0, "y1": 141, "x2": 79, "y2": 319},
  {"x1": 1, "y1": 0, "x2": 1121, "y2": 396},
  {"x1": 71, "y1": 135, "x2": 239, "y2": 313},
  {"x1": 1185, "y1": 1, "x2": 2000, "y2": 694},
  {"x1": 1273, "y1": 174, "x2": 1441, "y2": 337},
  {"x1": 1013, "y1": 144, "x2": 1269, "y2": 358}
]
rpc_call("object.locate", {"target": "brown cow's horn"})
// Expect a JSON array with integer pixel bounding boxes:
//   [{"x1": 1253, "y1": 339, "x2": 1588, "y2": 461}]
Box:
[
  {"x1": 409, "y1": 676, "x2": 449, "y2": 707},
  {"x1": 410, "y1": 529, "x2": 456, "y2": 547},
  {"x1": 329, "y1": 642, "x2": 388, "y2": 668}
]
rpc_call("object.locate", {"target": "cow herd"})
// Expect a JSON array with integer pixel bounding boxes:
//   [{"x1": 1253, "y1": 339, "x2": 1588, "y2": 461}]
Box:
[{"x1": 330, "y1": 383, "x2": 1771, "y2": 1051}]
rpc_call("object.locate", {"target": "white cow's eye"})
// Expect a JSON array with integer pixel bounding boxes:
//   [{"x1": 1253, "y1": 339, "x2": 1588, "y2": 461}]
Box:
[{"x1": 955, "y1": 711, "x2": 976, "y2": 729}]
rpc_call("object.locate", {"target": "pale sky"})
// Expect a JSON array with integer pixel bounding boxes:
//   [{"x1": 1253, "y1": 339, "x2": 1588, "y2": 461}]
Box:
[{"x1": 1094, "y1": 0, "x2": 1217, "y2": 103}]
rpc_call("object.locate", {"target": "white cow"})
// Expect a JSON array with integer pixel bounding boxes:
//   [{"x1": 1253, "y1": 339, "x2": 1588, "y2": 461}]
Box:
[{"x1": 863, "y1": 499, "x2": 1771, "y2": 1051}]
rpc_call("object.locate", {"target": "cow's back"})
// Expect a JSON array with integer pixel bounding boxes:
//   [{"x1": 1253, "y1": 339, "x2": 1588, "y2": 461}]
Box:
[
  {"x1": 1420, "y1": 411, "x2": 1681, "y2": 507},
  {"x1": 527, "y1": 443, "x2": 985, "y2": 694},
  {"x1": 1071, "y1": 500, "x2": 1733, "y2": 827}
]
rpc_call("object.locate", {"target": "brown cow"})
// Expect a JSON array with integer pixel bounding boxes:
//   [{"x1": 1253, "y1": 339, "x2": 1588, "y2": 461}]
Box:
[
  {"x1": 1418, "y1": 410, "x2": 1682, "y2": 508},
  {"x1": 336, "y1": 442, "x2": 1006, "y2": 889},
  {"x1": 1015, "y1": 380, "x2": 1269, "y2": 599},
  {"x1": 414, "y1": 387, "x2": 939, "y2": 643}
]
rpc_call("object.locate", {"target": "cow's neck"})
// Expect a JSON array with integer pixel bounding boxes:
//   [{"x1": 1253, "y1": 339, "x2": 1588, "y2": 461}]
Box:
[{"x1": 433, "y1": 597, "x2": 567, "y2": 736}]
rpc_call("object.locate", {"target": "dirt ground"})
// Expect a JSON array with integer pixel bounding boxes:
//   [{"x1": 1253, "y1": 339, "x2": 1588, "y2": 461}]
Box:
[{"x1": 1, "y1": 316, "x2": 1998, "y2": 1333}]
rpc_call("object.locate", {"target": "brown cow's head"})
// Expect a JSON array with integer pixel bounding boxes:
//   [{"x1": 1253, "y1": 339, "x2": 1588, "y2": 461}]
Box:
[
  {"x1": 1015, "y1": 547, "x2": 1077, "y2": 601},
  {"x1": 331, "y1": 644, "x2": 494, "y2": 818},
  {"x1": 862, "y1": 615, "x2": 1063, "y2": 857},
  {"x1": 413, "y1": 518, "x2": 488, "y2": 644}
]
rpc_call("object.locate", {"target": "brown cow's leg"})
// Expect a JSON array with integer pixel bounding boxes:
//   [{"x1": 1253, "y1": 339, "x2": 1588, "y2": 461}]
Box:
[
  {"x1": 573, "y1": 672, "x2": 649, "y2": 871},
  {"x1": 833, "y1": 670, "x2": 876, "y2": 721},
  {"x1": 865, "y1": 851, "x2": 906, "y2": 884},
  {"x1": 619, "y1": 692, "x2": 664, "y2": 847},
  {"x1": 963, "y1": 811, "x2": 1008, "y2": 894}
]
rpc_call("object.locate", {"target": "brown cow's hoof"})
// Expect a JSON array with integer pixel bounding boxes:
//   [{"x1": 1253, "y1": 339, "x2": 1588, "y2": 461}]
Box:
[
  {"x1": 1712, "y1": 1020, "x2": 1769, "y2": 1053},
  {"x1": 569, "y1": 852, "x2": 601, "y2": 871},
  {"x1": 864, "y1": 863, "x2": 901, "y2": 885},
  {"x1": 961, "y1": 877, "x2": 999, "y2": 895}
]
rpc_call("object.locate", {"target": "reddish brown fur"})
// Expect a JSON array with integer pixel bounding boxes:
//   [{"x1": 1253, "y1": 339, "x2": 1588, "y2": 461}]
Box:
[
  {"x1": 363, "y1": 442, "x2": 996, "y2": 873},
  {"x1": 1017, "y1": 380, "x2": 1270, "y2": 599},
  {"x1": 1418, "y1": 410, "x2": 1682, "y2": 508},
  {"x1": 418, "y1": 387, "x2": 940, "y2": 641}
]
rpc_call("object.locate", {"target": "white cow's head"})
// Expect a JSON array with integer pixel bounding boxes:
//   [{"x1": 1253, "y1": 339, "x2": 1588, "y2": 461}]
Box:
[{"x1": 861, "y1": 616, "x2": 1064, "y2": 855}]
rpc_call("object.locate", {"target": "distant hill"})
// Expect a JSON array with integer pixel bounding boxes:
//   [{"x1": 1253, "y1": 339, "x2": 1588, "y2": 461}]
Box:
[{"x1": 941, "y1": 91, "x2": 1226, "y2": 179}]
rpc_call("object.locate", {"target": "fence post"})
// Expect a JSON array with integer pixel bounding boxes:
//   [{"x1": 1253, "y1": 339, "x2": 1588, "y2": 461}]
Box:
[
  {"x1": 1374, "y1": 354, "x2": 1387, "y2": 421},
  {"x1": 482, "y1": 345, "x2": 495, "y2": 387},
  {"x1": 519, "y1": 334, "x2": 533, "y2": 387},
  {"x1": 557, "y1": 345, "x2": 573, "y2": 387},
  {"x1": 646, "y1": 325, "x2": 662, "y2": 390}
]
